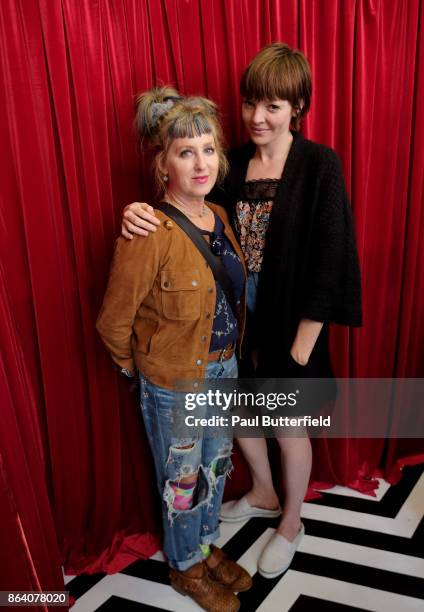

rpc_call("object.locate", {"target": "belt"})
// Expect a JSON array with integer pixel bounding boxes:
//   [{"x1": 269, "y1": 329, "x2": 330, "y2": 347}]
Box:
[{"x1": 208, "y1": 343, "x2": 235, "y2": 363}]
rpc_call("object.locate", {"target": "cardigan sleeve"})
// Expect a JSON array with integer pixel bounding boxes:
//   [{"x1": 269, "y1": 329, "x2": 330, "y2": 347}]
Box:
[{"x1": 300, "y1": 149, "x2": 362, "y2": 327}]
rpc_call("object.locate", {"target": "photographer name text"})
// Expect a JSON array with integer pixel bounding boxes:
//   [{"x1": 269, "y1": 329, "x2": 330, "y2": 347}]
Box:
[{"x1": 185, "y1": 415, "x2": 331, "y2": 428}]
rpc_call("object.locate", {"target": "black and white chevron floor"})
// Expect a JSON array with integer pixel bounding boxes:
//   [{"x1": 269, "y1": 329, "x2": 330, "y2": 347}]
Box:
[{"x1": 66, "y1": 463, "x2": 424, "y2": 611}]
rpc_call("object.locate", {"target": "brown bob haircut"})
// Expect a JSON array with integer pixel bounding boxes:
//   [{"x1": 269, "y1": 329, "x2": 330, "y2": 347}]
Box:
[{"x1": 240, "y1": 42, "x2": 312, "y2": 130}]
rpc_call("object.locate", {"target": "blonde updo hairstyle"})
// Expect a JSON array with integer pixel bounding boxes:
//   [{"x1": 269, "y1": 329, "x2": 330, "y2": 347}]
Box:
[
  {"x1": 135, "y1": 86, "x2": 228, "y2": 194},
  {"x1": 240, "y1": 42, "x2": 312, "y2": 131}
]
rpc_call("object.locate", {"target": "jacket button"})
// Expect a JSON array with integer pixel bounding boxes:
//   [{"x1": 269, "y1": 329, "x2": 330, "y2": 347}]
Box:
[
  {"x1": 201, "y1": 335, "x2": 207, "y2": 341},
  {"x1": 163, "y1": 280, "x2": 171, "y2": 288},
  {"x1": 192, "y1": 280, "x2": 198, "y2": 287},
  {"x1": 196, "y1": 359, "x2": 202, "y2": 366},
  {"x1": 205, "y1": 313, "x2": 211, "y2": 319},
  {"x1": 207, "y1": 287, "x2": 213, "y2": 293}
]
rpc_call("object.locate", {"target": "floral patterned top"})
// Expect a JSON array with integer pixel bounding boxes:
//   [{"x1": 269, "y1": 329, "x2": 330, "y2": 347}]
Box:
[{"x1": 235, "y1": 178, "x2": 281, "y2": 272}]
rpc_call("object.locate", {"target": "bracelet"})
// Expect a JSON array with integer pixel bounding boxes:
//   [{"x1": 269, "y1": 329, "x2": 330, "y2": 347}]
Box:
[{"x1": 120, "y1": 367, "x2": 134, "y2": 378}]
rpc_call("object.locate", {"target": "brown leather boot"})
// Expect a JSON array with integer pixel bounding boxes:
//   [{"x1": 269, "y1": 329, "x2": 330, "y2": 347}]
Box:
[
  {"x1": 170, "y1": 562, "x2": 240, "y2": 612},
  {"x1": 205, "y1": 545, "x2": 252, "y2": 592}
]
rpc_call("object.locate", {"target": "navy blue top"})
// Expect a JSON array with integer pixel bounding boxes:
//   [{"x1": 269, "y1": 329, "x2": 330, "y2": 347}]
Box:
[{"x1": 199, "y1": 214, "x2": 245, "y2": 351}]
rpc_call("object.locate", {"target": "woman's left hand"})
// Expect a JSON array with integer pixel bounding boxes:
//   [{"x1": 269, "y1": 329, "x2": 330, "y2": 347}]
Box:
[
  {"x1": 290, "y1": 318, "x2": 324, "y2": 366},
  {"x1": 289, "y1": 347, "x2": 310, "y2": 366}
]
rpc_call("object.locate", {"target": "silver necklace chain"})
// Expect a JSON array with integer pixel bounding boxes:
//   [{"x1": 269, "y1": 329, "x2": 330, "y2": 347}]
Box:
[{"x1": 166, "y1": 197, "x2": 208, "y2": 219}]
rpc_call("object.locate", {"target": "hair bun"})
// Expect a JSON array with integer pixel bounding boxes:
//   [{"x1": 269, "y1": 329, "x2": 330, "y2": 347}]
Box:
[
  {"x1": 150, "y1": 99, "x2": 175, "y2": 124},
  {"x1": 184, "y1": 97, "x2": 218, "y2": 116},
  {"x1": 135, "y1": 86, "x2": 182, "y2": 138}
]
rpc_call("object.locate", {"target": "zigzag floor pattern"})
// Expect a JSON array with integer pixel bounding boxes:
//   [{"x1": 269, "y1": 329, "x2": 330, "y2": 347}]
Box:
[{"x1": 67, "y1": 464, "x2": 424, "y2": 612}]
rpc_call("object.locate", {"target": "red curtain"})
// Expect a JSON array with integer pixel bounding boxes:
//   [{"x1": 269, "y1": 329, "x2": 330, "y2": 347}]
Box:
[{"x1": 1, "y1": 0, "x2": 423, "y2": 590}]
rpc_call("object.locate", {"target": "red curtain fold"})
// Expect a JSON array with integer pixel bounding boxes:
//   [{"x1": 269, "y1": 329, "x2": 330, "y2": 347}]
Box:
[
  {"x1": 0, "y1": 264, "x2": 63, "y2": 597},
  {"x1": 0, "y1": 0, "x2": 423, "y2": 587}
]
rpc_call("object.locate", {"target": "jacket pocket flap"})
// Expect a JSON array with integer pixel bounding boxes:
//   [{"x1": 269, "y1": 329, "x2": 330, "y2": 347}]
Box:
[{"x1": 160, "y1": 269, "x2": 201, "y2": 291}]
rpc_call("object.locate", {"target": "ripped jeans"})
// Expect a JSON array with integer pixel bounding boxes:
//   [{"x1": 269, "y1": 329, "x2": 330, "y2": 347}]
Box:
[{"x1": 139, "y1": 354, "x2": 238, "y2": 571}]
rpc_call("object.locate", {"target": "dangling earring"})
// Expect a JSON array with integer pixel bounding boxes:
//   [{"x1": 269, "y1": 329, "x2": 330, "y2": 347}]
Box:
[{"x1": 162, "y1": 174, "x2": 169, "y2": 182}]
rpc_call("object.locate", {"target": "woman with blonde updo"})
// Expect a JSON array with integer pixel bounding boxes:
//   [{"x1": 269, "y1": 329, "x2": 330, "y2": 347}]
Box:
[{"x1": 96, "y1": 87, "x2": 251, "y2": 612}]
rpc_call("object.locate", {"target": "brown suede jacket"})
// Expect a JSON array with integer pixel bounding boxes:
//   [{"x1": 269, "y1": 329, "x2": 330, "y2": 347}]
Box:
[{"x1": 96, "y1": 202, "x2": 246, "y2": 389}]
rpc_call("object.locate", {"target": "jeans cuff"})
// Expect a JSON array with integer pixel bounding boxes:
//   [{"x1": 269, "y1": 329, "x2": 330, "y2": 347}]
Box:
[{"x1": 168, "y1": 549, "x2": 205, "y2": 571}]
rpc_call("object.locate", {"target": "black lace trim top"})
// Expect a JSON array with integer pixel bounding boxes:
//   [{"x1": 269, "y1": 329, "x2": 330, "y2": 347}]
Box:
[{"x1": 235, "y1": 178, "x2": 280, "y2": 272}]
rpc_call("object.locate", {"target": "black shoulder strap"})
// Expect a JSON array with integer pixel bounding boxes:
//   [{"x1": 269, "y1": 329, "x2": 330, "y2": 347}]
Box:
[{"x1": 155, "y1": 202, "x2": 237, "y2": 316}]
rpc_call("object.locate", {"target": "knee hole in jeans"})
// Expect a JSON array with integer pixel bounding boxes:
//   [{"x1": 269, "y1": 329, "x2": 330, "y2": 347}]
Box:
[{"x1": 164, "y1": 466, "x2": 210, "y2": 524}]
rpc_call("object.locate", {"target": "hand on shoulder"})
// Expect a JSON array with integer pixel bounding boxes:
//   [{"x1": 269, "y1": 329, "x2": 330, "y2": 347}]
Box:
[{"x1": 122, "y1": 202, "x2": 160, "y2": 239}]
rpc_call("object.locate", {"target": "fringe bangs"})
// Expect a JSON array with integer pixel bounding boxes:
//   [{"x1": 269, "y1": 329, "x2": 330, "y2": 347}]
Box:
[{"x1": 168, "y1": 113, "x2": 213, "y2": 140}]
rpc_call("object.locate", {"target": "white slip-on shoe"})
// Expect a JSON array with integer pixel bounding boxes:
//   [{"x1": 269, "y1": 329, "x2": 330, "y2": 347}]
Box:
[
  {"x1": 258, "y1": 523, "x2": 305, "y2": 578},
  {"x1": 220, "y1": 495, "x2": 281, "y2": 523}
]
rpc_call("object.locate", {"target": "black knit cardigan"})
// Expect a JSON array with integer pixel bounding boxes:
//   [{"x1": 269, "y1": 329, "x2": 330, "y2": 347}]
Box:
[{"x1": 209, "y1": 131, "x2": 362, "y2": 375}]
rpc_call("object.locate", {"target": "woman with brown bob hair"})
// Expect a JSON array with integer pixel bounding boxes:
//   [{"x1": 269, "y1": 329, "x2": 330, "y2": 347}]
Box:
[
  {"x1": 121, "y1": 43, "x2": 362, "y2": 579},
  {"x1": 97, "y1": 87, "x2": 251, "y2": 611}
]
